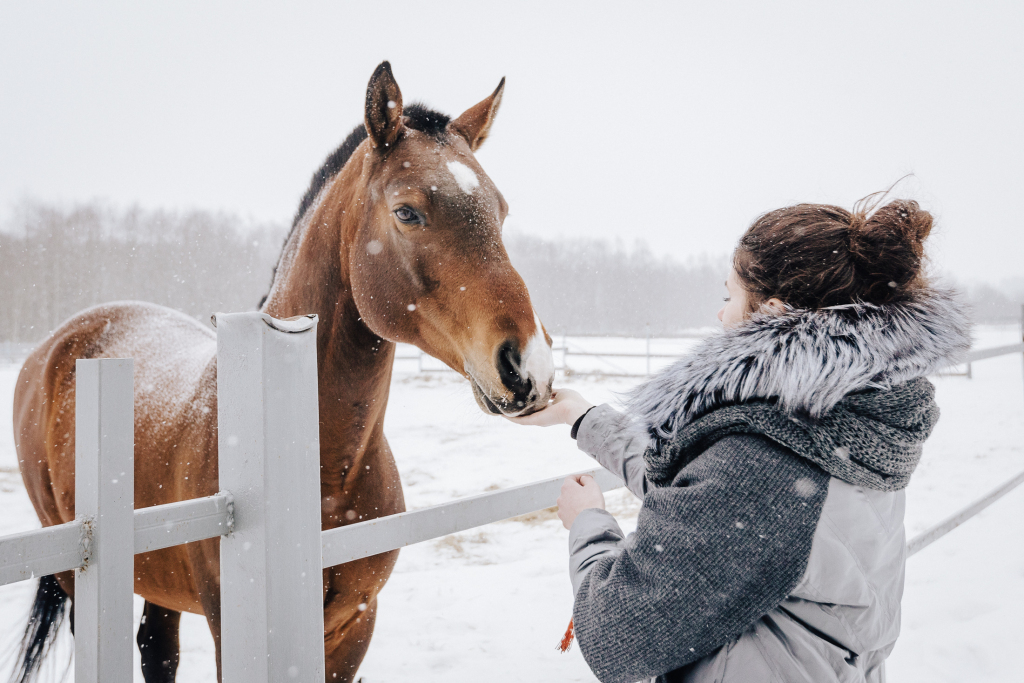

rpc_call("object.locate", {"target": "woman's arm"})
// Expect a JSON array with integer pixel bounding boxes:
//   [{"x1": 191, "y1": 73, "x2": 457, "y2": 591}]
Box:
[
  {"x1": 568, "y1": 508, "x2": 626, "y2": 595},
  {"x1": 574, "y1": 404, "x2": 651, "y2": 498},
  {"x1": 571, "y1": 434, "x2": 830, "y2": 683},
  {"x1": 509, "y1": 390, "x2": 651, "y2": 497}
]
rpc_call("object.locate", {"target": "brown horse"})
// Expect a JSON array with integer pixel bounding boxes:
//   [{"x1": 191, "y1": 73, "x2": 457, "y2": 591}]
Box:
[{"x1": 13, "y1": 61, "x2": 554, "y2": 682}]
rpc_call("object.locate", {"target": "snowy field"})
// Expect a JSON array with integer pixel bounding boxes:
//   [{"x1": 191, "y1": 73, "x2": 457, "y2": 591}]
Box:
[{"x1": 1, "y1": 328, "x2": 1023, "y2": 682}]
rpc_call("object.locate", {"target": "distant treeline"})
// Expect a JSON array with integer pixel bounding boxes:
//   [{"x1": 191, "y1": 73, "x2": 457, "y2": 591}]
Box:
[
  {"x1": 0, "y1": 201, "x2": 282, "y2": 343},
  {"x1": 503, "y1": 232, "x2": 728, "y2": 335},
  {"x1": 1, "y1": 200, "x2": 1020, "y2": 344}
]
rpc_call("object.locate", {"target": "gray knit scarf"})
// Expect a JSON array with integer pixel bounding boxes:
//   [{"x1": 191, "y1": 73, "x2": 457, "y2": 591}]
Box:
[{"x1": 627, "y1": 288, "x2": 972, "y2": 490}]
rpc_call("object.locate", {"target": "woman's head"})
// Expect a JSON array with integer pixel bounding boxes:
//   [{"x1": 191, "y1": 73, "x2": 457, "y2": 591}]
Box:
[{"x1": 719, "y1": 195, "x2": 933, "y2": 326}]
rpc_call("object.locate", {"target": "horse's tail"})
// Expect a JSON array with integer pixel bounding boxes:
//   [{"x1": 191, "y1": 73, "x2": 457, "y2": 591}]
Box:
[{"x1": 11, "y1": 575, "x2": 70, "y2": 683}]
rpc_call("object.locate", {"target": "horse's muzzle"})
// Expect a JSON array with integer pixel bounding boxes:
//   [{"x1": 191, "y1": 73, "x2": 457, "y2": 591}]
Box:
[
  {"x1": 496, "y1": 340, "x2": 535, "y2": 409},
  {"x1": 468, "y1": 336, "x2": 553, "y2": 417}
]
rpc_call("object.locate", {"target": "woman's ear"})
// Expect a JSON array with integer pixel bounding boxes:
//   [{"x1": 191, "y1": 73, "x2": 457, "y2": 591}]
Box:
[{"x1": 763, "y1": 298, "x2": 787, "y2": 314}]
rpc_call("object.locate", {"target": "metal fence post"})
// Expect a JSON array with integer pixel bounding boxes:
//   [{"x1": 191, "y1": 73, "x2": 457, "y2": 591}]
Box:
[
  {"x1": 216, "y1": 312, "x2": 325, "y2": 683},
  {"x1": 74, "y1": 358, "x2": 135, "y2": 683}
]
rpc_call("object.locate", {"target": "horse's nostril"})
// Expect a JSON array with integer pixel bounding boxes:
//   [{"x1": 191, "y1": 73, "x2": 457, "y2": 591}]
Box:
[
  {"x1": 497, "y1": 340, "x2": 532, "y2": 400},
  {"x1": 497, "y1": 340, "x2": 521, "y2": 386}
]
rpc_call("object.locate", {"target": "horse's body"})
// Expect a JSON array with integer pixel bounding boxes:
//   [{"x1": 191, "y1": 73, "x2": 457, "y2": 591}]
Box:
[{"x1": 13, "y1": 62, "x2": 553, "y2": 682}]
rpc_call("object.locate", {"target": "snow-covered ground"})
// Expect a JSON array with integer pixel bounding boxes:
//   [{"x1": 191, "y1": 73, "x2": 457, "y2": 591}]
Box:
[{"x1": 1, "y1": 328, "x2": 1022, "y2": 682}]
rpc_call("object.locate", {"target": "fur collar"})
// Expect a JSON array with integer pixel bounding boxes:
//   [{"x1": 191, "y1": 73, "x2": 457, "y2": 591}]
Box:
[{"x1": 627, "y1": 287, "x2": 971, "y2": 441}]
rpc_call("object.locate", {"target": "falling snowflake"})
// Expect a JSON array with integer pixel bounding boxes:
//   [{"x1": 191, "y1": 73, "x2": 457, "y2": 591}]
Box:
[{"x1": 794, "y1": 478, "x2": 817, "y2": 498}]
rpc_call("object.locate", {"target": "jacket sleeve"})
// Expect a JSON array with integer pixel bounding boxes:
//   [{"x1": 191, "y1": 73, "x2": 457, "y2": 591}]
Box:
[
  {"x1": 576, "y1": 403, "x2": 651, "y2": 498},
  {"x1": 568, "y1": 508, "x2": 626, "y2": 595},
  {"x1": 571, "y1": 434, "x2": 830, "y2": 683}
]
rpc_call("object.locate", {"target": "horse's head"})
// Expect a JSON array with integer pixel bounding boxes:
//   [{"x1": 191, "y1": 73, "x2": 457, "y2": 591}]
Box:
[{"x1": 345, "y1": 62, "x2": 553, "y2": 416}]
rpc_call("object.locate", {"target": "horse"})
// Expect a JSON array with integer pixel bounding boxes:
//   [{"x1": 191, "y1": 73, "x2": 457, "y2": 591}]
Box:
[{"x1": 12, "y1": 61, "x2": 554, "y2": 683}]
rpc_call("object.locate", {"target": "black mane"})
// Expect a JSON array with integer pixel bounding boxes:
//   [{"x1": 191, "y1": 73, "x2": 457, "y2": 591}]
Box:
[
  {"x1": 291, "y1": 125, "x2": 367, "y2": 230},
  {"x1": 260, "y1": 103, "x2": 452, "y2": 308},
  {"x1": 290, "y1": 102, "x2": 451, "y2": 230}
]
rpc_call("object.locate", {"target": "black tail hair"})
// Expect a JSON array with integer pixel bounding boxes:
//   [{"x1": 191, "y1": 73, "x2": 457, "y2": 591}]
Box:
[{"x1": 11, "y1": 575, "x2": 69, "y2": 683}]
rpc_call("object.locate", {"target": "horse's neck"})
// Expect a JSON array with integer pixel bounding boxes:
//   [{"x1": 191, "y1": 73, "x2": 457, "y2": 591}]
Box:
[{"x1": 262, "y1": 197, "x2": 396, "y2": 488}]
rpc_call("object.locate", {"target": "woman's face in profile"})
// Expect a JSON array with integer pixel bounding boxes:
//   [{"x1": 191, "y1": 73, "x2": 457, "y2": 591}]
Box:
[{"x1": 718, "y1": 268, "x2": 749, "y2": 328}]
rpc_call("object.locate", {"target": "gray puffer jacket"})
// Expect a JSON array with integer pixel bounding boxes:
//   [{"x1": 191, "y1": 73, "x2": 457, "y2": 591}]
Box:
[{"x1": 567, "y1": 289, "x2": 970, "y2": 683}]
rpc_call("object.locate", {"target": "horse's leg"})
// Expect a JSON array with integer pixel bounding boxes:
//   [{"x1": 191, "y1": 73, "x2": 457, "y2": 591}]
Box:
[
  {"x1": 137, "y1": 601, "x2": 182, "y2": 683},
  {"x1": 323, "y1": 596, "x2": 379, "y2": 682}
]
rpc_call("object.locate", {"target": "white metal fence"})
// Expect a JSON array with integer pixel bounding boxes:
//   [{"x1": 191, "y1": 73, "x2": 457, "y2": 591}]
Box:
[
  {"x1": 399, "y1": 341, "x2": 1018, "y2": 379},
  {"x1": 399, "y1": 314, "x2": 1024, "y2": 379},
  {"x1": 1, "y1": 311, "x2": 1023, "y2": 681}
]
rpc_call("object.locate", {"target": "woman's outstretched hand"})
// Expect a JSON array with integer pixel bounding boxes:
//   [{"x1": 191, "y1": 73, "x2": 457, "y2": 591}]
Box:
[
  {"x1": 506, "y1": 388, "x2": 594, "y2": 427},
  {"x1": 557, "y1": 474, "x2": 606, "y2": 529}
]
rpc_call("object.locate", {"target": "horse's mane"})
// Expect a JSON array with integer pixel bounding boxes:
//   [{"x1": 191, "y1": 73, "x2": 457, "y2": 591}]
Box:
[
  {"x1": 260, "y1": 103, "x2": 451, "y2": 307},
  {"x1": 291, "y1": 102, "x2": 452, "y2": 231}
]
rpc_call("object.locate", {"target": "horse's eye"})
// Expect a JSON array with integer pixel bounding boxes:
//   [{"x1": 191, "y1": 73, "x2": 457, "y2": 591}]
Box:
[{"x1": 393, "y1": 207, "x2": 420, "y2": 224}]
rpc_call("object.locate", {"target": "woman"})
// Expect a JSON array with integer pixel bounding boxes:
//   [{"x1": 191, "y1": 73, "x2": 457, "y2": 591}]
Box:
[{"x1": 512, "y1": 197, "x2": 970, "y2": 682}]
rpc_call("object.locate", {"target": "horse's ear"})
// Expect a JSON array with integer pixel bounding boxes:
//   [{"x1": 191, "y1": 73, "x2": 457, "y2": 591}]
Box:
[
  {"x1": 365, "y1": 61, "x2": 404, "y2": 149},
  {"x1": 449, "y1": 77, "x2": 505, "y2": 151}
]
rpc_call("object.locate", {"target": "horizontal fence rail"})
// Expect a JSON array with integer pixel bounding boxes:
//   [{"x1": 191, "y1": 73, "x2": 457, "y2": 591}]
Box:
[
  {"x1": 563, "y1": 343, "x2": 1024, "y2": 364},
  {"x1": 0, "y1": 520, "x2": 85, "y2": 586},
  {"x1": 133, "y1": 493, "x2": 233, "y2": 554},
  {"x1": 907, "y1": 469, "x2": 1024, "y2": 556},
  {"x1": 0, "y1": 493, "x2": 233, "y2": 588},
  {"x1": 965, "y1": 342, "x2": 1024, "y2": 363},
  {"x1": 322, "y1": 468, "x2": 624, "y2": 567},
  {"x1": 562, "y1": 341, "x2": 1024, "y2": 378},
  {"x1": 563, "y1": 350, "x2": 686, "y2": 359},
  {"x1": 6, "y1": 460, "x2": 1023, "y2": 583},
  {"x1": 398, "y1": 341, "x2": 1024, "y2": 379}
]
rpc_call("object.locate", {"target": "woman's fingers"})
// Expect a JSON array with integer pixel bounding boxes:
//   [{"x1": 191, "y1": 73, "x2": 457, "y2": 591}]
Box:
[
  {"x1": 557, "y1": 474, "x2": 607, "y2": 529},
  {"x1": 551, "y1": 388, "x2": 584, "y2": 404},
  {"x1": 505, "y1": 389, "x2": 570, "y2": 426},
  {"x1": 503, "y1": 388, "x2": 594, "y2": 428},
  {"x1": 505, "y1": 405, "x2": 562, "y2": 426}
]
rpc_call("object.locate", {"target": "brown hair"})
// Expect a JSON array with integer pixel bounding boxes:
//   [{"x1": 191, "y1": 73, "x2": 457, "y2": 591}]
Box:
[{"x1": 734, "y1": 194, "x2": 933, "y2": 310}]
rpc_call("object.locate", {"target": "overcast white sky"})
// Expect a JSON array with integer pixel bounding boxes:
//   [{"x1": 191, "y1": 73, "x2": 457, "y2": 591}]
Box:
[{"x1": 1, "y1": 1, "x2": 1021, "y2": 284}]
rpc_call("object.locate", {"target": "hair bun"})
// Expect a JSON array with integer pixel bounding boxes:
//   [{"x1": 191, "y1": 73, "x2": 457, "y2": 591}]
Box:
[
  {"x1": 735, "y1": 193, "x2": 934, "y2": 309},
  {"x1": 847, "y1": 198, "x2": 932, "y2": 300},
  {"x1": 859, "y1": 198, "x2": 932, "y2": 251}
]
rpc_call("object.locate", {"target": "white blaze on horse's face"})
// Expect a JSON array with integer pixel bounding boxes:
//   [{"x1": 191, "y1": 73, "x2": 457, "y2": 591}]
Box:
[
  {"x1": 445, "y1": 160, "x2": 480, "y2": 195},
  {"x1": 518, "y1": 310, "x2": 556, "y2": 404},
  {"x1": 523, "y1": 311, "x2": 555, "y2": 383}
]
